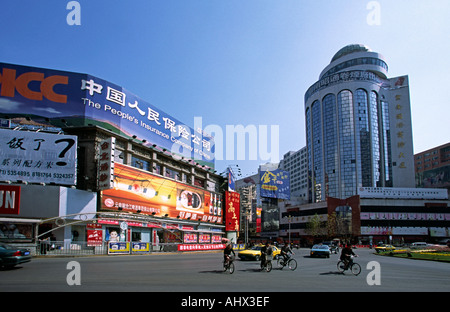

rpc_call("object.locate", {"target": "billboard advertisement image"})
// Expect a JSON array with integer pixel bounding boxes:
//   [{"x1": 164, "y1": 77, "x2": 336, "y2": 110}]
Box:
[
  {"x1": 101, "y1": 163, "x2": 222, "y2": 224},
  {"x1": 260, "y1": 169, "x2": 290, "y2": 199}
]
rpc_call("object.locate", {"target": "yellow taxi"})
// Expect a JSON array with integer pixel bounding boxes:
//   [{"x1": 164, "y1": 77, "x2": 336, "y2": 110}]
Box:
[
  {"x1": 238, "y1": 245, "x2": 281, "y2": 261},
  {"x1": 374, "y1": 244, "x2": 395, "y2": 253}
]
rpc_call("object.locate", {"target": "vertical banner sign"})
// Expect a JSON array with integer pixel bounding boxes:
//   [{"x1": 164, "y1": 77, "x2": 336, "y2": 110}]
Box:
[
  {"x1": 227, "y1": 167, "x2": 235, "y2": 191},
  {"x1": 256, "y1": 207, "x2": 262, "y2": 233},
  {"x1": 225, "y1": 191, "x2": 240, "y2": 232},
  {"x1": 97, "y1": 137, "x2": 115, "y2": 190},
  {"x1": 0, "y1": 129, "x2": 77, "y2": 185},
  {"x1": 0, "y1": 185, "x2": 21, "y2": 215}
]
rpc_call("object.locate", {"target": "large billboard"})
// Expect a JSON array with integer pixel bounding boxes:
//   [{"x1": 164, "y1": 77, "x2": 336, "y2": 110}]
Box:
[
  {"x1": 259, "y1": 169, "x2": 290, "y2": 199},
  {"x1": 0, "y1": 128, "x2": 77, "y2": 185},
  {"x1": 0, "y1": 62, "x2": 214, "y2": 168},
  {"x1": 101, "y1": 163, "x2": 222, "y2": 224}
]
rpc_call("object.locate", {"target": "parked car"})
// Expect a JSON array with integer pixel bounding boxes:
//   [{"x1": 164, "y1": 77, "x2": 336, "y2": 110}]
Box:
[
  {"x1": 238, "y1": 245, "x2": 281, "y2": 261},
  {"x1": 322, "y1": 241, "x2": 339, "y2": 254},
  {"x1": 310, "y1": 244, "x2": 330, "y2": 258},
  {"x1": 374, "y1": 244, "x2": 395, "y2": 253},
  {"x1": 410, "y1": 242, "x2": 428, "y2": 249},
  {"x1": 0, "y1": 243, "x2": 32, "y2": 269}
]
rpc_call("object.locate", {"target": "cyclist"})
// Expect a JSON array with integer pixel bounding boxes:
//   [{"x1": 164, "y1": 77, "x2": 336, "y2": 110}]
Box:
[
  {"x1": 280, "y1": 243, "x2": 294, "y2": 264},
  {"x1": 223, "y1": 243, "x2": 235, "y2": 266},
  {"x1": 340, "y1": 243, "x2": 357, "y2": 269}
]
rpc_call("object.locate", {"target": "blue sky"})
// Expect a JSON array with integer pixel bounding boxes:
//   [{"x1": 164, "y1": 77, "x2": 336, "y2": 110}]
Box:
[{"x1": 1, "y1": 0, "x2": 449, "y2": 177}]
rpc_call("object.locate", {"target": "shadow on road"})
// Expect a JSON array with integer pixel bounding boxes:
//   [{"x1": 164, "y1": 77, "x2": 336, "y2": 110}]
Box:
[{"x1": 319, "y1": 271, "x2": 346, "y2": 275}]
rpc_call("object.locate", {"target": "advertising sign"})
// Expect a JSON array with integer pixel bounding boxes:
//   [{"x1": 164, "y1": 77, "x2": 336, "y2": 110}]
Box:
[
  {"x1": 227, "y1": 167, "x2": 235, "y2": 191},
  {"x1": 0, "y1": 185, "x2": 21, "y2": 215},
  {"x1": 131, "y1": 242, "x2": 150, "y2": 253},
  {"x1": 0, "y1": 129, "x2": 77, "y2": 185},
  {"x1": 259, "y1": 169, "x2": 290, "y2": 199},
  {"x1": 97, "y1": 137, "x2": 115, "y2": 190},
  {"x1": 101, "y1": 163, "x2": 223, "y2": 224},
  {"x1": 178, "y1": 243, "x2": 225, "y2": 251},
  {"x1": 0, "y1": 62, "x2": 214, "y2": 168},
  {"x1": 108, "y1": 242, "x2": 130, "y2": 255},
  {"x1": 225, "y1": 191, "x2": 240, "y2": 232}
]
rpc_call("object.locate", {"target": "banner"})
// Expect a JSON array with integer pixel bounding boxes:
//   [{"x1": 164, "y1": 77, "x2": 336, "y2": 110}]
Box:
[
  {"x1": 225, "y1": 191, "x2": 240, "y2": 231},
  {"x1": 0, "y1": 62, "x2": 214, "y2": 168},
  {"x1": 259, "y1": 169, "x2": 290, "y2": 199},
  {"x1": 101, "y1": 163, "x2": 223, "y2": 224},
  {"x1": 0, "y1": 129, "x2": 77, "y2": 185},
  {"x1": 97, "y1": 137, "x2": 115, "y2": 190}
]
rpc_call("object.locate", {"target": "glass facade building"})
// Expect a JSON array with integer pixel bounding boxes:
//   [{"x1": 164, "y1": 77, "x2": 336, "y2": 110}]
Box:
[{"x1": 305, "y1": 44, "x2": 415, "y2": 202}]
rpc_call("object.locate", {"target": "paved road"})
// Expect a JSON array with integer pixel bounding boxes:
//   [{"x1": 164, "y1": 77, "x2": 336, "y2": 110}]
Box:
[{"x1": 1, "y1": 248, "x2": 449, "y2": 293}]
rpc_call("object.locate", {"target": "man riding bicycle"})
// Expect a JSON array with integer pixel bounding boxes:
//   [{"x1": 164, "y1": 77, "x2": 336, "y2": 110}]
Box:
[
  {"x1": 223, "y1": 243, "x2": 235, "y2": 265},
  {"x1": 260, "y1": 242, "x2": 273, "y2": 268},
  {"x1": 340, "y1": 243, "x2": 357, "y2": 269},
  {"x1": 280, "y1": 243, "x2": 294, "y2": 264}
]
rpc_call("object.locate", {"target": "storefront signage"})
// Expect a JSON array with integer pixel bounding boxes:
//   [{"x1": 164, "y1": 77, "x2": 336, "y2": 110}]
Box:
[
  {"x1": 0, "y1": 128, "x2": 77, "y2": 185},
  {"x1": 87, "y1": 229, "x2": 103, "y2": 247},
  {"x1": 177, "y1": 243, "x2": 225, "y2": 251},
  {"x1": 101, "y1": 163, "x2": 223, "y2": 224},
  {"x1": 0, "y1": 185, "x2": 20, "y2": 215},
  {"x1": 108, "y1": 242, "x2": 130, "y2": 255},
  {"x1": 131, "y1": 242, "x2": 150, "y2": 253},
  {"x1": 0, "y1": 62, "x2": 214, "y2": 168}
]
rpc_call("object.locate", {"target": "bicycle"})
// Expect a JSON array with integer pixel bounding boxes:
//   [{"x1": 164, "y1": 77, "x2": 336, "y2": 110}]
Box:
[
  {"x1": 223, "y1": 256, "x2": 235, "y2": 274},
  {"x1": 337, "y1": 256, "x2": 361, "y2": 275},
  {"x1": 260, "y1": 257, "x2": 272, "y2": 272},
  {"x1": 277, "y1": 255, "x2": 297, "y2": 271}
]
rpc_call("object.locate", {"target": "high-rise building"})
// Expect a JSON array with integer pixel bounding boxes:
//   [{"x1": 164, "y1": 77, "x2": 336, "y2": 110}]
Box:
[
  {"x1": 279, "y1": 147, "x2": 308, "y2": 201},
  {"x1": 304, "y1": 44, "x2": 415, "y2": 202},
  {"x1": 415, "y1": 142, "x2": 450, "y2": 191}
]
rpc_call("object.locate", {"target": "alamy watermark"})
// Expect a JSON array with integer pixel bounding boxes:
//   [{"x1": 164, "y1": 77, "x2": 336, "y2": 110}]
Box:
[
  {"x1": 66, "y1": 1, "x2": 81, "y2": 26},
  {"x1": 367, "y1": 1, "x2": 381, "y2": 26},
  {"x1": 190, "y1": 117, "x2": 280, "y2": 163}
]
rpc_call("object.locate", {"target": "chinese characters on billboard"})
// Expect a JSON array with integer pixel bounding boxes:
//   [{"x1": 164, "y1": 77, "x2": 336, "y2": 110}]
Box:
[
  {"x1": 0, "y1": 129, "x2": 77, "y2": 185},
  {"x1": 101, "y1": 163, "x2": 223, "y2": 224},
  {"x1": 260, "y1": 169, "x2": 290, "y2": 199},
  {"x1": 225, "y1": 191, "x2": 240, "y2": 232},
  {"x1": 0, "y1": 62, "x2": 214, "y2": 168}
]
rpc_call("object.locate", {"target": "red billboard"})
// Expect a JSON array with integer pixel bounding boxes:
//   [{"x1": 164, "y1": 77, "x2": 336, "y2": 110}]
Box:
[
  {"x1": 101, "y1": 163, "x2": 222, "y2": 224},
  {"x1": 0, "y1": 185, "x2": 21, "y2": 215},
  {"x1": 225, "y1": 191, "x2": 240, "y2": 232}
]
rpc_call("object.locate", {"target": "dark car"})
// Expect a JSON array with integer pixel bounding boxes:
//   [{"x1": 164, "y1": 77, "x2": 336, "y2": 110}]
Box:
[{"x1": 0, "y1": 242, "x2": 32, "y2": 269}]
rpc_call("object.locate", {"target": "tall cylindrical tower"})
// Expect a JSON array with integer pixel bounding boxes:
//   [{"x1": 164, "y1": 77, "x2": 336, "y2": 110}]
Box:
[{"x1": 305, "y1": 44, "x2": 414, "y2": 202}]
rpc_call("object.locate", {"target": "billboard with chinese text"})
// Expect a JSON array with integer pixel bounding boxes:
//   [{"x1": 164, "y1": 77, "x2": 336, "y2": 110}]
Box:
[
  {"x1": 101, "y1": 163, "x2": 222, "y2": 224},
  {"x1": 0, "y1": 63, "x2": 214, "y2": 168},
  {"x1": 259, "y1": 169, "x2": 290, "y2": 199},
  {"x1": 0, "y1": 128, "x2": 77, "y2": 185}
]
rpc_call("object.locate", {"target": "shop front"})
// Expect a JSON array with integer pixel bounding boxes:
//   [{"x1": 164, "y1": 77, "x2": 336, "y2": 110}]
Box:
[{"x1": 0, "y1": 183, "x2": 97, "y2": 253}]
